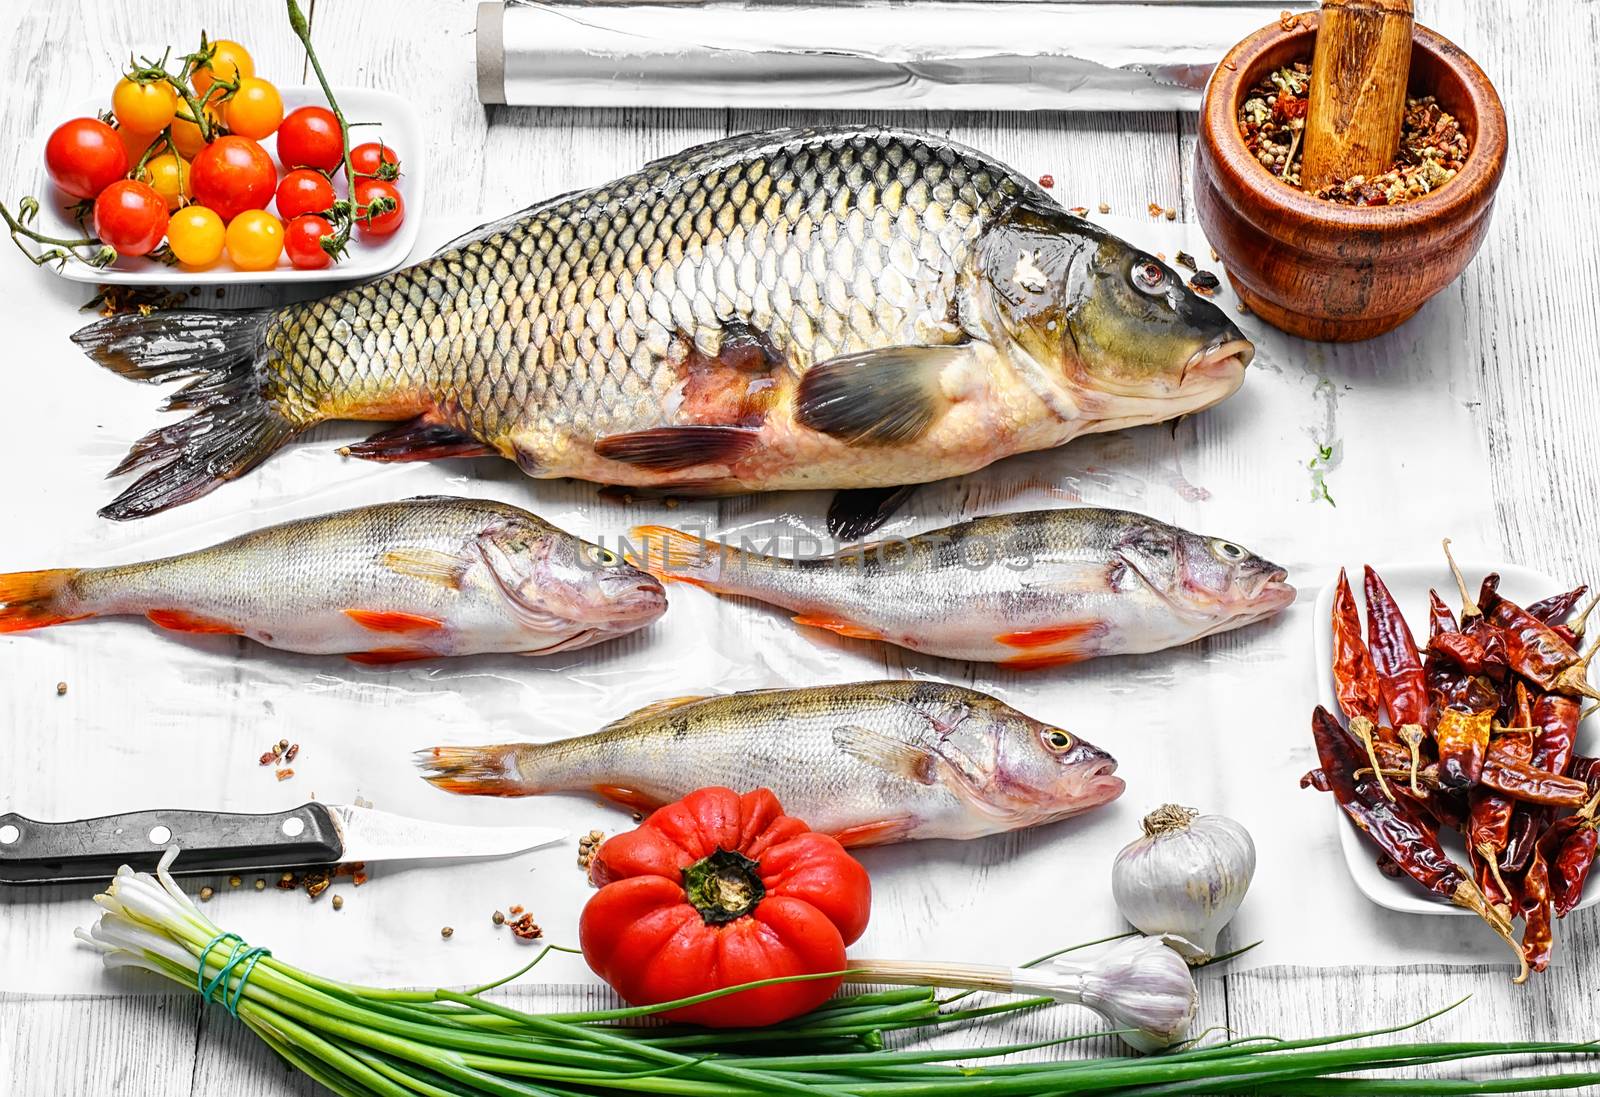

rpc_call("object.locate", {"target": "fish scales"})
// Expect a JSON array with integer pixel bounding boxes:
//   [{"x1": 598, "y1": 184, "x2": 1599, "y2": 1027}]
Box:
[{"x1": 76, "y1": 126, "x2": 1250, "y2": 521}]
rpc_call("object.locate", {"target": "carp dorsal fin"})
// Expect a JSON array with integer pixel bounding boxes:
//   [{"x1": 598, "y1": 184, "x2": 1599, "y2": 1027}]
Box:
[
  {"x1": 796, "y1": 345, "x2": 971, "y2": 446},
  {"x1": 831, "y1": 724, "x2": 939, "y2": 785}
]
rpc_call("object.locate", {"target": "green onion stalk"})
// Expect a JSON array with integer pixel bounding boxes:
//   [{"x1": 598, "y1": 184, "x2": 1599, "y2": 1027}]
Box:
[{"x1": 79, "y1": 852, "x2": 1600, "y2": 1097}]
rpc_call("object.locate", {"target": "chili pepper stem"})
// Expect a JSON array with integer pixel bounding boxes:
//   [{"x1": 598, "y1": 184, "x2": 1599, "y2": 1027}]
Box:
[
  {"x1": 1570, "y1": 590, "x2": 1600, "y2": 638},
  {"x1": 1441, "y1": 539, "x2": 1480, "y2": 618},
  {"x1": 1451, "y1": 878, "x2": 1530, "y2": 984},
  {"x1": 1554, "y1": 633, "x2": 1600, "y2": 701},
  {"x1": 1399, "y1": 725, "x2": 1426, "y2": 797},
  {"x1": 1475, "y1": 841, "x2": 1513, "y2": 906},
  {"x1": 1350, "y1": 717, "x2": 1396, "y2": 801}
]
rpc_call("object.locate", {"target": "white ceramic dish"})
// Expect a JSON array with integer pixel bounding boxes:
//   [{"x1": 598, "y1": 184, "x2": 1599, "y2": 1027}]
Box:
[
  {"x1": 1312, "y1": 560, "x2": 1598, "y2": 916},
  {"x1": 27, "y1": 85, "x2": 423, "y2": 284}
]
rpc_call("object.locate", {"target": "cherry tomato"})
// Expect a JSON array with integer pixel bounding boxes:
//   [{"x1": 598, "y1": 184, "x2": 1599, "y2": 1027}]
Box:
[
  {"x1": 350, "y1": 140, "x2": 400, "y2": 179},
  {"x1": 171, "y1": 103, "x2": 223, "y2": 159},
  {"x1": 93, "y1": 179, "x2": 169, "y2": 257},
  {"x1": 117, "y1": 126, "x2": 159, "y2": 166},
  {"x1": 44, "y1": 118, "x2": 129, "y2": 200},
  {"x1": 190, "y1": 136, "x2": 277, "y2": 223},
  {"x1": 276, "y1": 106, "x2": 343, "y2": 172},
  {"x1": 166, "y1": 206, "x2": 226, "y2": 267},
  {"x1": 191, "y1": 39, "x2": 255, "y2": 98},
  {"x1": 111, "y1": 78, "x2": 178, "y2": 135},
  {"x1": 225, "y1": 77, "x2": 283, "y2": 141},
  {"x1": 354, "y1": 178, "x2": 405, "y2": 238},
  {"x1": 140, "y1": 153, "x2": 190, "y2": 211},
  {"x1": 284, "y1": 214, "x2": 335, "y2": 270},
  {"x1": 225, "y1": 209, "x2": 283, "y2": 271},
  {"x1": 275, "y1": 169, "x2": 335, "y2": 221}
]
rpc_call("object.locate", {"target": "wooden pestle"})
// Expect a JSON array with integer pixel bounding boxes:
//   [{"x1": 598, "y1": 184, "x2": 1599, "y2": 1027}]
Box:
[{"x1": 1301, "y1": 0, "x2": 1414, "y2": 193}]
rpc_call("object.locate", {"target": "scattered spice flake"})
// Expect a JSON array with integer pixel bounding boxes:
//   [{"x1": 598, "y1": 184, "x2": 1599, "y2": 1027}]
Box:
[
  {"x1": 199, "y1": 886, "x2": 215, "y2": 902},
  {"x1": 352, "y1": 869, "x2": 368, "y2": 887},
  {"x1": 276, "y1": 767, "x2": 295, "y2": 781},
  {"x1": 1189, "y1": 271, "x2": 1221, "y2": 296},
  {"x1": 510, "y1": 913, "x2": 543, "y2": 940},
  {"x1": 1147, "y1": 202, "x2": 1163, "y2": 218},
  {"x1": 1097, "y1": 201, "x2": 1110, "y2": 214},
  {"x1": 259, "y1": 751, "x2": 277, "y2": 766},
  {"x1": 509, "y1": 904, "x2": 524, "y2": 916},
  {"x1": 1163, "y1": 208, "x2": 1176, "y2": 221},
  {"x1": 1210, "y1": 246, "x2": 1219, "y2": 262},
  {"x1": 1279, "y1": 9, "x2": 1303, "y2": 31},
  {"x1": 88, "y1": 285, "x2": 189, "y2": 318},
  {"x1": 302, "y1": 869, "x2": 332, "y2": 900},
  {"x1": 55, "y1": 682, "x2": 67, "y2": 696},
  {"x1": 1038, "y1": 174, "x2": 1055, "y2": 188},
  {"x1": 277, "y1": 872, "x2": 298, "y2": 891},
  {"x1": 1237, "y1": 59, "x2": 1469, "y2": 205},
  {"x1": 1174, "y1": 251, "x2": 1197, "y2": 272},
  {"x1": 285, "y1": 743, "x2": 300, "y2": 763},
  {"x1": 1067, "y1": 206, "x2": 1088, "y2": 216}
]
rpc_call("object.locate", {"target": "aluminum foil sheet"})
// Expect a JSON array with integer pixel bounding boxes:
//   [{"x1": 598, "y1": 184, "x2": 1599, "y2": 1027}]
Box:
[{"x1": 477, "y1": 1, "x2": 1315, "y2": 111}]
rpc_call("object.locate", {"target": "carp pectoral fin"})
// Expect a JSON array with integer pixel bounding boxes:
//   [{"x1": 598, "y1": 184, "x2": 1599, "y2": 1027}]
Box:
[
  {"x1": 345, "y1": 609, "x2": 446, "y2": 634},
  {"x1": 146, "y1": 609, "x2": 242, "y2": 636},
  {"x1": 347, "y1": 648, "x2": 436, "y2": 666},
  {"x1": 795, "y1": 344, "x2": 969, "y2": 445},
  {"x1": 829, "y1": 817, "x2": 918, "y2": 848},
  {"x1": 381, "y1": 548, "x2": 472, "y2": 591},
  {"x1": 792, "y1": 615, "x2": 884, "y2": 642},
  {"x1": 831, "y1": 724, "x2": 939, "y2": 785},
  {"x1": 827, "y1": 485, "x2": 916, "y2": 540},
  {"x1": 594, "y1": 426, "x2": 762, "y2": 471},
  {"x1": 341, "y1": 418, "x2": 497, "y2": 462}
]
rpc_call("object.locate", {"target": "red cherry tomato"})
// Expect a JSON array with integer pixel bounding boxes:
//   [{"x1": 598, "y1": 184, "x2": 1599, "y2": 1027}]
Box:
[
  {"x1": 45, "y1": 118, "x2": 130, "y2": 200},
  {"x1": 350, "y1": 140, "x2": 399, "y2": 178},
  {"x1": 93, "y1": 179, "x2": 169, "y2": 257},
  {"x1": 274, "y1": 169, "x2": 335, "y2": 221},
  {"x1": 353, "y1": 178, "x2": 405, "y2": 238},
  {"x1": 284, "y1": 214, "x2": 335, "y2": 270},
  {"x1": 276, "y1": 106, "x2": 343, "y2": 172},
  {"x1": 190, "y1": 136, "x2": 277, "y2": 223}
]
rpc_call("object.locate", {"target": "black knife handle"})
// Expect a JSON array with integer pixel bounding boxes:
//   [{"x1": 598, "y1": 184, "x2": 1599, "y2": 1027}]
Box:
[{"x1": 0, "y1": 803, "x2": 343, "y2": 884}]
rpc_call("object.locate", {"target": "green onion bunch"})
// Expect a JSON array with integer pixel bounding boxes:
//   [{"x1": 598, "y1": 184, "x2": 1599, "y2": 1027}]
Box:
[{"x1": 80, "y1": 853, "x2": 1600, "y2": 1097}]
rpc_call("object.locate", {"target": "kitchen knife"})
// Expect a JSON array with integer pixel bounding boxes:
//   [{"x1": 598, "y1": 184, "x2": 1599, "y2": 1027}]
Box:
[{"x1": 0, "y1": 803, "x2": 565, "y2": 884}]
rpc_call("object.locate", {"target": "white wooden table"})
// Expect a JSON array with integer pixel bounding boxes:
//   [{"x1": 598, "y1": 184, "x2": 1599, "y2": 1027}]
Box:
[{"x1": 4, "y1": 1, "x2": 1600, "y2": 1093}]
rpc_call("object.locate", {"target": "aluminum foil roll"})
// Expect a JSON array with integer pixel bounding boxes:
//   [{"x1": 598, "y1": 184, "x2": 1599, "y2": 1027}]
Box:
[{"x1": 477, "y1": 1, "x2": 1314, "y2": 111}]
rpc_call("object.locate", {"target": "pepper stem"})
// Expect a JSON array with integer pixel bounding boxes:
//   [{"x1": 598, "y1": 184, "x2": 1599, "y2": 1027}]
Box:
[
  {"x1": 1441, "y1": 539, "x2": 1480, "y2": 619},
  {"x1": 681, "y1": 848, "x2": 766, "y2": 925},
  {"x1": 1140, "y1": 804, "x2": 1198, "y2": 837},
  {"x1": 1452, "y1": 877, "x2": 1529, "y2": 984},
  {"x1": 1398, "y1": 724, "x2": 1426, "y2": 798},
  {"x1": 1475, "y1": 841, "x2": 1513, "y2": 907},
  {"x1": 1349, "y1": 717, "x2": 1394, "y2": 802},
  {"x1": 1570, "y1": 589, "x2": 1600, "y2": 639},
  {"x1": 1554, "y1": 633, "x2": 1600, "y2": 702}
]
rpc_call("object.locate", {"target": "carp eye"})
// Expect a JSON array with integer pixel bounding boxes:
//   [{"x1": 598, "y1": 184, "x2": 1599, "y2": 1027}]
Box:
[
  {"x1": 1042, "y1": 728, "x2": 1075, "y2": 753},
  {"x1": 1131, "y1": 258, "x2": 1168, "y2": 295},
  {"x1": 587, "y1": 545, "x2": 621, "y2": 567},
  {"x1": 1211, "y1": 539, "x2": 1247, "y2": 562}
]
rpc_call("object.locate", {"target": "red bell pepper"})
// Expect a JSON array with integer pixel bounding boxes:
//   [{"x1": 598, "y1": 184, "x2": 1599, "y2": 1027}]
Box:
[{"x1": 580, "y1": 786, "x2": 872, "y2": 1027}]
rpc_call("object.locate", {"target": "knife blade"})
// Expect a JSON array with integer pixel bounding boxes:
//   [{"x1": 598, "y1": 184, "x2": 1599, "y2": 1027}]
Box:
[{"x1": 0, "y1": 803, "x2": 565, "y2": 884}]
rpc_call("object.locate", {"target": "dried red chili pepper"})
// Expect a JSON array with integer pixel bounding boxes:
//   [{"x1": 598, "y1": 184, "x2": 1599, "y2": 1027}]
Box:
[
  {"x1": 1307, "y1": 706, "x2": 1526, "y2": 981},
  {"x1": 1429, "y1": 630, "x2": 1487, "y2": 672},
  {"x1": 1427, "y1": 589, "x2": 1457, "y2": 639},
  {"x1": 1364, "y1": 565, "x2": 1431, "y2": 728},
  {"x1": 1468, "y1": 728, "x2": 1532, "y2": 857},
  {"x1": 1332, "y1": 569, "x2": 1383, "y2": 724},
  {"x1": 1530, "y1": 692, "x2": 1580, "y2": 776},
  {"x1": 1520, "y1": 832, "x2": 1555, "y2": 973},
  {"x1": 1527, "y1": 585, "x2": 1587, "y2": 627},
  {"x1": 1501, "y1": 806, "x2": 1544, "y2": 874},
  {"x1": 1478, "y1": 754, "x2": 1590, "y2": 808},
  {"x1": 1485, "y1": 598, "x2": 1599, "y2": 699},
  {"x1": 1430, "y1": 691, "x2": 1496, "y2": 789},
  {"x1": 1552, "y1": 804, "x2": 1600, "y2": 917}
]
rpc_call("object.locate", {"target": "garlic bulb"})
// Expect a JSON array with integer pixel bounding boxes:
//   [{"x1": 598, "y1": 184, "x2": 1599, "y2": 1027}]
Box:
[{"x1": 1111, "y1": 804, "x2": 1255, "y2": 962}]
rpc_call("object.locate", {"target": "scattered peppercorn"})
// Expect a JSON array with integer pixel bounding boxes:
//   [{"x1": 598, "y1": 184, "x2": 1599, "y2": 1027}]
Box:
[
  {"x1": 493, "y1": 910, "x2": 506, "y2": 926},
  {"x1": 199, "y1": 886, "x2": 215, "y2": 902},
  {"x1": 1097, "y1": 201, "x2": 1110, "y2": 214},
  {"x1": 55, "y1": 682, "x2": 67, "y2": 696},
  {"x1": 228, "y1": 875, "x2": 242, "y2": 889},
  {"x1": 254, "y1": 878, "x2": 266, "y2": 891},
  {"x1": 332, "y1": 894, "x2": 344, "y2": 911},
  {"x1": 441, "y1": 926, "x2": 454, "y2": 939},
  {"x1": 1163, "y1": 207, "x2": 1176, "y2": 221}
]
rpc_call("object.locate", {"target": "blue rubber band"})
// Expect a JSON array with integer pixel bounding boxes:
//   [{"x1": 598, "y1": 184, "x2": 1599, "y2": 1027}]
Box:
[{"x1": 197, "y1": 932, "x2": 271, "y2": 1018}]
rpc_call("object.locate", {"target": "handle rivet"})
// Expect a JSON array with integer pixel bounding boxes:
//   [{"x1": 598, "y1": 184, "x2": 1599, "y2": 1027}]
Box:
[
  {"x1": 282, "y1": 817, "x2": 306, "y2": 838},
  {"x1": 0, "y1": 824, "x2": 19, "y2": 845},
  {"x1": 148, "y1": 825, "x2": 172, "y2": 845}
]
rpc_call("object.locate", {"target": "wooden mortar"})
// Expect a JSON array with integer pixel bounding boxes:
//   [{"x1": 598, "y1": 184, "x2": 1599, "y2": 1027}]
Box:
[{"x1": 1194, "y1": 16, "x2": 1507, "y2": 342}]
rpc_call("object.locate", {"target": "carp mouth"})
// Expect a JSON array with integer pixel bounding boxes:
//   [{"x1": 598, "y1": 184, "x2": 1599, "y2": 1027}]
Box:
[{"x1": 1182, "y1": 337, "x2": 1255, "y2": 382}]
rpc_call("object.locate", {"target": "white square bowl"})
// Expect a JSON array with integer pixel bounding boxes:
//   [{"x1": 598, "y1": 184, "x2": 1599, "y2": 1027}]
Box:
[
  {"x1": 25, "y1": 85, "x2": 423, "y2": 285},
  {"x1": 1311, "y1": 560, "x2": 1598, "y2": 916}
]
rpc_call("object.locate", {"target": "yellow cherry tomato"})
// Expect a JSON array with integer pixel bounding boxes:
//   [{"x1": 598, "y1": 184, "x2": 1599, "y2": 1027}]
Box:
[
  {"x1": 171, "y1": 103, "x2": 223, "y2": 159},
  {"x1": 167, "y1": 206, "x2": 226, "y2": 267},
  {"x1": 191, "y1": 39, "x2": 255, "y2": 97},
  {"x1": 225, "y1": 78, "x2": 284, "y2": 141},
  {"x1": 225, "y1": 209, "x2": 283, "y2": 271},
  {"x1": 111, "y1": 78, "x2": 178, "y2": 135},
  {"x1": 141, "y1": 153, "x2": 190, "y2": 211}
]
